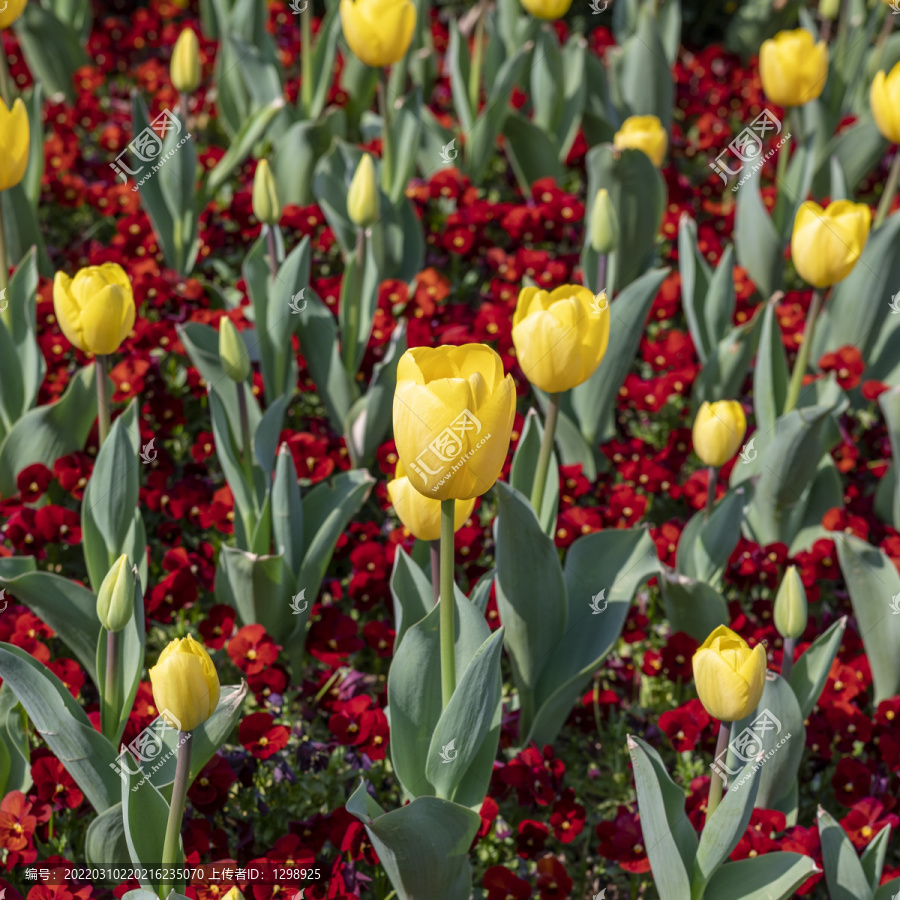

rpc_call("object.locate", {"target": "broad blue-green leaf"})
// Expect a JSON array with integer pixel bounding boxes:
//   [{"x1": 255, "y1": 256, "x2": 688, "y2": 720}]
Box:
[
  {"x1": 753, "y1": 295, "x2": 789, "y2": 438},
  {"x1": 861, "y1": 824, "x2": 891, "y2": 894},
  {"x1": 509, "y1": 408, "x2": 559, "y2": 538},
  {"x1": 678, "y1": 215, "x2": 713, "y2": 362},
  {"x1": 734, "y1": 169, "x2": 782, "y2": 298},
  {"x1": 703, "y1": 853, "x2": 820, "y2": 899},
  {"x1": 818, "y1": 806, "x2": 874, "y2": 900},
  {"x1": 676, "y1": 487, "x2": 746, "y2": 588},
  {"x1": 85, "y1": 801, "x2": 129, "y2": 867},
  {"x1": 878, "y1": 386, "x2": 900, "y2": 530},
  {"x1": 790, "y1": 616, "x2": 847, "y2": 718},
  {"x1": 503, "y1": 111, "x2": 564, "y2": 189},
  {"x1": 692, "y1": 307, "x2": 763, "y2": 409},
  {"x1": 660, "y1": 569, "x2": 730, "y2": 643},
  {"x1": 0, "y1": 683, "x2": 31, "y2": 794},
  {"x1": 272, "y1": 444, "x2": 304, "y2": 575},
  {"x1": 390, "y1": 548, "x2": 434, "y2": 653},
  {"x1": 157, "y1": 109, "x2": 198, "y2": 274}
]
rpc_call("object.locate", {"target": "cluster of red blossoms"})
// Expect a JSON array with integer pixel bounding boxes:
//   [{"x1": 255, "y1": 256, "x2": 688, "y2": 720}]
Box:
[{"x1": 0, "y1": 0, "x2": 898, "y2": 897}]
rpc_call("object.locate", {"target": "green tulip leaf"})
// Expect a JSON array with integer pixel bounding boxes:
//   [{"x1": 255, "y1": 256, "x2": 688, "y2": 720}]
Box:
[
  {"x1": 0, "y1": 683, "x2": 32, "y2": 794},
  {"x1": 818, "y1": 806, "x2": 874, "y2": 900},
  {"x1": 878, "y1": 386, "x2": 900, "y2": 530},
  {"x1": 272, "y1": 444, "x2": 304, "y2": 576},
  {"x1": 676, "y1": 487, "x2": 747, "y2": 588},
  {"x1": 390, "y1": 548, "x2": 434, "y2": 653},
  {"x1": 85, "y1": 801, "x2": 129, "y2": 867},
  {"x1": 659, "y1": 569, "x2": 730, "y2": 643},
  {"x1": 789, "y1": 616, "x2": 847, "y2": 719},
  {"x1": 703, "y1": 852, "x2": 820, "y2": 899},
  {"x1": 861, "y1": 824, "x2": 892, "y2": 893},
  {"x1": 734, "y1": 169, "x2": 782, "y2": 299},
  {"x1": 510, "y1": 408, "x2": 559, "y2": 539}
]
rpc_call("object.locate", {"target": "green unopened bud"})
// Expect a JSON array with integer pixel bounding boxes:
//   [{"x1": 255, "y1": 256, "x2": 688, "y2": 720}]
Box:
[
  {"x1": 171, "y1": 28, "x2": 201, "y2": 94},
  {"x1": 219, "y1": 317, "x2": 250, "y2": 382},
  {"x1": 252, "y1": 159, "x2": 281, "y2": 227},
  {"x1": 818, "y1": 0, "x2": 840, "y2": 20},
  {"x1": 590, "y1": 188, "x2": 618, "y2": 254},
  {"x1": 347, "y1": 153, "x2": 379, "y2": 228},
  {"x1": 773, "y1": 565, "x2": 807, "y2": 640},
  {"x1": 96, "y1": 554, "x2": 134, "y2": 632}
]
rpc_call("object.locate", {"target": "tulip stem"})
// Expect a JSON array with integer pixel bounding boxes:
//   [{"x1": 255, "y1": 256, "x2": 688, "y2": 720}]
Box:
[
  {"x1": 705, "y1": 720, "x2": 732, "y2": 824},
  {"x1": 0, "y1": 50, "x2": 11, "y2": 107},
  {"x1": 236, "y1": 381, "x2": 254, "y2": 488},
  {"x1": 595, "y1": 252, "x2": 608, "y2": 294},
  {"x1": 775, "y1": 111, "x2": 791, "y2": 188},
  {"x1": 377, "y1": 75, "x2": 394, "y2": 198},
  {"x1": 0, "y1": 197, "x2": 8, "y2": 331},
  {"x1": 179, "y1": 91, "x2": 190, "y2": 126},
  {"x1": 531, "y1": 392, "x2": 560, "y2": 516},
  {"x1": 159, "y1": 730, "x2": 192, "y2": 899},
  {"x1": 342, "y1": 227, "x2": 366, "y2": 375},
  {"x1": 705, "y1": 466, "x2": 718, "y2": 519},
  {"x1": 103, "y1": 629, "x2": 120, "y2": 740},
  {"x1": 430, "y1": 541, "x2": 440, "y2": 606},
  {"x1": 96, "y1": 355, "x2": 111, "y2": 447},
  {"x1": 266, "y1": 224, "x2": 279, "y2": 278},
  {"x1": 468, "y1": 7, "x2": 485, "y2": 117},
  {"x1": 301, "y1": 2, "x2": 313, "y2": 116},
  {"x1": 874, "y1": 150, "x2": 900, "y2": 230},
  {"x1": 783, "y1": 288, "x2": 823, "y2": 414},
  {"x1": 781, "y1": 636, "x2": 796, "y2": 684},
  {"x1": 439, "y1": 499, "x2": 456, "y2": 710}
]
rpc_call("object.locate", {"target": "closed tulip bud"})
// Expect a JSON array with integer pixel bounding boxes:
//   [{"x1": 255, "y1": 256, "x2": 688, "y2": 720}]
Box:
[
  {"x1": 393, "y1": 344, "x2": 516, "y2": 501},
  {"x1": 759, "y1": 30, "x2": 827, "y2": 108},
  {"x1": 0, "y1": 0, "x2": 27, "y2": 29},
  {"x1": 870, "y1": 62, "x2": 900, "y2": 145},
  {"x1": 171, "y1": 28, "x2": 201, "y2": 93},
  {"x1": 818, "y1": 0, "x2": 840, "y2": 19},
  {"x1": 590, "y1": 189, "x2": 618, "y2": 254},
  {"x1": 791, "y1": 200, "x2": 871, "y2": 289},
  {"x1": 347, "y1": 154, "x2": 379, "y2": 228},
  {"x1": 518, "y1": 0, "x2": 573, "y2": 19},
  {"x1": 149, "y1": 635, "x2": 220, "y2": 732},
  {"x1": 340, "y1": 0, "x2": 416, "y2": 68},
  {"x1": 219, "y1": 317, "x2": 250, "y2": 382},
  {"x1": 53, "y1": 264, "x2": 136, "y2": 356},
  {"x1": 613, "y1": 115, "x2": 668, "y2": 168},
  {"x1": 692, "y1": 625, "x2": 767, "y2": 722},
  {"x1": 512, "y1": 285, "x2": 610, "y2": 394},
  {"x1": 252, "y1": 159, "x2": 281, "y2": 226},
  {"x1": 773, "y1": 566, "x2": 807, "y2": 640},
  {"x1": 692, "y1": 400, "x2": 746, "y2": 468},
  {"x1": 96, "y1": 555, "x2": 134, "y2": 633},
  {"x1": 222, "y1": 890, "x2": 246, "y2": 900},
  {"x1": 0, "y1": 97, "x2": 29, "y2": 192},
  {"x1": 387, "y1": 461, "x2": 476, "y2": 541}
]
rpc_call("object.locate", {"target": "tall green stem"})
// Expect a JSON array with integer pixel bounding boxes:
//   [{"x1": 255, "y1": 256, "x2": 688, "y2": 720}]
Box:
[
  {"x1": 266, "y1": 224, "x2": 279, "y2": 278},
  {"x1": 595, "y1": 252, "x2": 608, "y2": 294},
  {"x1": 468, "y1": 10, "x2": 485, "y2": 116},
  {"x1": 781, "y1": 636, "x2": 796, "y2": 684},
  {"x1": 440, "y1": 499, "x2": 456, "y2": 710},
  {"x1": 377, "y1": 75, "x2": 394, "y2": 197},
  {"x1": 705, "y1": 466, "x2": 718, "y2": 519},
  {"x1": 874, "y1": 150, "x2": 900, "y2": 229},
  {"x1": 430, "y1": 541, "x2": 440, "y2": 606},
  {"x1": 159, "y1": 732, "x2": 192, "y2": 898},
  {"x1": 784, "y1": 289, "x2": 823, "y2": 413},
  {"x1": 0, "y1": 196, "x2": 9, "y2": 331},
  {"x1": 531, "y1": 393, "x2": 560, "y2": 515},
  {"x1": 96, "y1": 355, "x2": 111, "y2": 447},
  {"x1": 775, "y1": 110, "x2": 792, "y2": 188},
  {"x1": 301, "y1": 3, "x2": 313, "y2": 115},
  {"x1": 705, "y1": 720, "x2": 732, "y2": 823},
  {"x1": 342, "y1": 227, "x2": 366, "y2": 374},
  {"x1": 0, "y1": 50, "x2": 12, "y2": 107},
  {"x1": 236, "y1": 381, "x2": 254, "y2": 487},
  {"x1": 103, "y1": 630, "x2": 120, "y2": 740}
]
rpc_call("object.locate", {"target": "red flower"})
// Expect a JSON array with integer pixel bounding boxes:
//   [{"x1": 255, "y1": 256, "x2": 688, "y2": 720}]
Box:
[
  {"x1": 188, "y1": 754, "x2": 237, "y2": 815},
  {"x1": 16, "y1": 464, "x2": 53, "y2": 502},
  {"x1": 30, "y1": 752, "x2": 84, "y2": 810},
  {"x1": 52, "y1": 452, "x2": 93, "y2": 499},
  {"x1": 227, "y1": 624, "x2": 282, "y2": 675},
  {"x1": 660, "y1": 632, "x2": 700, "y2": 681},
  {"x1": 840, "y1": 798, "x2": 899, "y2": 850},
  {"x1": 198, "y1": 604, "x2": 236, "y2": 650},
  {"x1": 517, "y1": 819, "x2": 549, "y2": 858},
  {"x1": 483, "y1": 865, "x2": 531, "y2": 900},
  {"x1": 0, "y1": 791, "x2": 39, "y2": 866},
  {"x1": 550, "y1": 789, "x2": 585, "y2": 843},
  {"x1": 818, "y1": 345, "x2": 864, "y2": 390},
  {"x1": 239, "y1": 711, "x2": 290, "y2": 760},
  {"x1": 307, "y1": 607, "x2": 364, "y2": 666},
  {"x1": 595, "y1": 805, "x2": 651, "y2": 873},
  {"x1": 47, "y1": 658, "x2": 84, "y2": 700},
  {"x1": 535, "y1": 856, "x2": 573, "y2": 899},
  {"x1": 659, "y1": 699, "x2": 711, "y2": 752},
  {"x1": 832, "y1": 757, "x2": 873, "y2": 807},
  {"x1": 328, "y1": 695, "x2": 389, "y2": 760}
]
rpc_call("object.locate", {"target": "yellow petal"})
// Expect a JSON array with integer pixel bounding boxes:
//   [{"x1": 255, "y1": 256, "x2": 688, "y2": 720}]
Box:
[
  {"x1": 80, "y1": 284, "x2": 132, "y2": 355},
  {"x1": 53, "y1": 271, "x2": 87, "y2": 352},
  {"x1": 692, "y1": 647, "x2": 754, "y2": 721}
]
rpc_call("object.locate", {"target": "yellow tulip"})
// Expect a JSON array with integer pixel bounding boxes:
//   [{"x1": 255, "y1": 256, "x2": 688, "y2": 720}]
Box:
[
  {"x1": 222, "y1": 890, "x2": 246, "y2": 900},
  {"x1": 0, "y1": 98, "x2": 29, "y2": 192},
  {"x1": 0, "y1": 0, "x2": 27, "y2": 29},
  {"x1": 692, "y1": 400, "x2": 746, "y2": 467},
  {"x1": 252, "y1": 159, "x2": 281, "y2": 226},
  {"x1": 870, "y1": 62, "x2": 900, "y2": 145},
  {"x1": 393, "y1": 344, "x2": 515, "y2": 501},
  {"x1": 759, "y1": 29, "x2": 827, "y2": 108},
  {"x1": 512, "y1": 285, "x2": 610, "y2": 394},
  {"x1": 692, "y1": 625, "x2": 767, "y2": 722},
  {"x1": 347, "y1": 153, "x2": 379, "y2": 228},
  {"x1": 773, "y1": 566, "x2": 807, "y2": 641},
  {"x1": 790, "y1": 200, "x2": 871, "y2": 289},
  {"x1": 388, "y1": 461, "x2": 475, "y2": 541},
  {"x1": 339, "y1": 0, "x2": 416, "y2": 68},
  {"x1": 613, "y1": 115, "x2": 668, "y2": 168},
  {"x1": 171, "y1": 28, "x2": 201, "y2": 93},
  {"x1": 149, "y1": 635, "x2": 220, "y2": 732},
  {"x1": 53, "y1": 263, "x2": 136, "y2": 355},
  {"x1": 519, "y1": 0, "x2": 573, "y2": 19}
]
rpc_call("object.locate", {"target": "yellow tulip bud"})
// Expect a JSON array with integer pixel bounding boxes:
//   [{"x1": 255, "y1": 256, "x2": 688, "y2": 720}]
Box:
[
  {"x1": 759, "y1": 29, "x2": 827, "y2": 108},
  {"x1": 773, "y1": 566, "x2": 807, "y2": 640},
  {"x1": 393, "y1": 344, "x2": 516, "y2": 501},
  {"x1": 149, "y1": 635, "x2": 221, "y2": 732},
  {"x1": 818, "y1": 0, "x2": 840, "y2": 19},
  {"x1": 222, "y1": 890, "x2": 246, "y2": 900},
  {"x1": 96, "y1": 554, "x2": 134, "y2": 633},
  {"x1": 692, "y1": 400, "x2": 747, "y2": 467},
  {"x1": 387, "y1": 461, "x2": 476, "y2": 541},
  {"x1": 590, "y1": 188, "x2": 618, "y2": 254},
  {"x1": 252, "y1": 159, "x2": 282, "y2": 226},
  {"x1": 52, "y1": 264, "x2": 136, "y2": 356},
  {"x1": 790, "y1": 200, "x2": 871, "y2": 289},
  {"x1": 512, "y1": 285, "x2": 610, "y2": 394},
  {"x1": 0, "y1": 0, "x2": 27, "y2": 29},
  {"x1": 219, "y1": 317, "x2": 250, "y2": 383},
  {"x1": 0, "y1": 97, "x2": 29, "y2": 191},
  {"x1": 339, "y1": 0, "x2": 416, "y2": 68},
  {"x1": 692, "y1": 625, "x2": 767, "y2": 722},
  {"x1": 347, "y1": 153, "x2": 379, "y2": 228},
  {"x1": 518, "y1": 0, "x2": 573, "y2": 19},
  {"x1": 613, "y1": 115, "x2": 668, "y2": 168},
  {"x1": 171, "y1": 28, "x2": 201, "y2": 94},
  {"x1": 870, "y1": 62, "x2": 900, "y2": 145}
]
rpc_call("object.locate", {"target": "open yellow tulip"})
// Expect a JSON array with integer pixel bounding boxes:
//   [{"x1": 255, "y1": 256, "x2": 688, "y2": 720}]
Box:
[
  {"x1": 393, "y1": 344, "x2": 515, "y2": 501},
  {"x1": 613, "y1": 115, "x2": 668, "y2": 168},
  {"x1": 870, "y1": 61, "x2": 900, "y2": 145},
  {"x1": 0, "y1": 0, "x2": 26, "y2": 29},
  {"x1": 388, "y1": 461, "x2": 475, "y2": 541},
  {"x1": 339, "y1": 0, "x2": 416, "y2": 68},
  {"x1": 0, "y1": 98, "x2": 29, "y2": 192},
  {"x1": 519, "y1": 0, "x2": 573, "y2": 19},
  {"x1": 149, "y1": 635, "x2": 221, "y2": 732},
  {"x1": 692, "y1": 625, "x2": 767, "y2": 722},
  {"x1": 692, "y1": 401, "x2": 747, "y2": 468},
  {"x1": 759, "y1": 29, "x2": 827, "y2": 108},
  {"x1": 790, "y1": 200, "x2": 871, "y2": 289}
]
